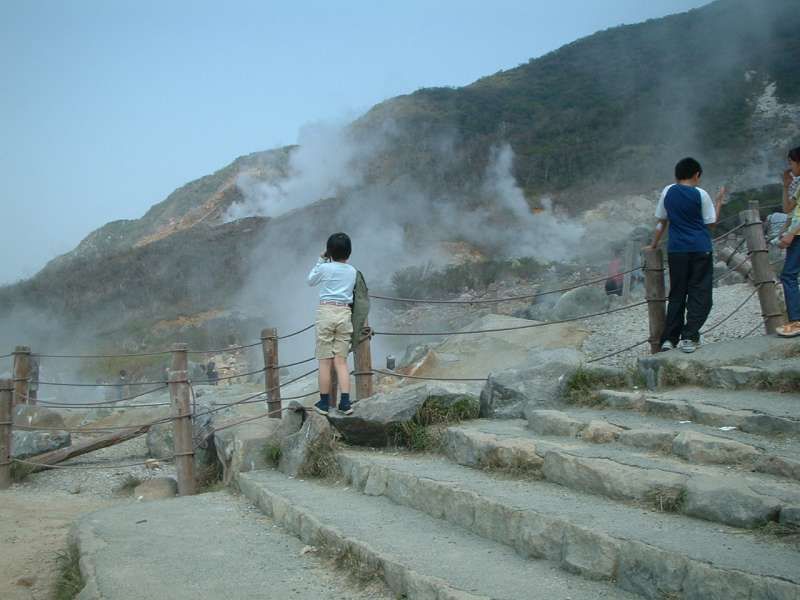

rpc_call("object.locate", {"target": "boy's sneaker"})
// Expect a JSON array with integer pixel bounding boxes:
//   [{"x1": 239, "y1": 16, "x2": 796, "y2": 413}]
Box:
[
  {"x1": 660, "y1": 341, "x2": 675, "y2": 352},
  {"x1": 776, "y1": 321, "x2": 800, "y2": 338},
  {"x1": 338, "y1": 398, "x2": 354, "y2": 415},
  {"x1": 677, "y1": 339, "x2": 697, "y2": 353},
  {"x1": 313, "y1": 399, "x2": 329, "y2": 416}
]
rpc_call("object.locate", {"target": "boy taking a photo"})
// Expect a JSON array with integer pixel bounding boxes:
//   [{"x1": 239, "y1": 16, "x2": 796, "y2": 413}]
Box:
[{"x1": 307, "y1": 232, "x2": 357, "y2": 415}]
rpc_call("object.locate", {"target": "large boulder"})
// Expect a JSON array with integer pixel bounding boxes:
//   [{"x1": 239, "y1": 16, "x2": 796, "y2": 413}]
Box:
[
  {"x1": 147, "y1": 398, "x2": 217, "y2": 468},
  {"x1": 480, "y1": 348, "x2": 583, "y2": 418},
  {"x1": 279, "y1": 406, "x2": 335, "y2": 478},
  {"x1": 12, "y1": 430, "x2": 71, "y2": 459},
  {"x1": 552, "y1": 286, "x2": 609, "y2": 320},
  {"x1": 328, "y1": 382, "x2": 480, "y2": 447},
  {"x1": 14, "y1": 405, "x2": 65, "y2": 429},
  {"x1": 214, "y1": 407, "x2": 304, "y2": 483}
]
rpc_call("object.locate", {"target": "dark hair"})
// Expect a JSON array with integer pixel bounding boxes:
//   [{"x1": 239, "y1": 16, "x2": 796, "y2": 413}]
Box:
[
  {"x1": 675, "y1": 157, "x2": 702, "y2": 181},
  {"x1": 326, "y1": 232, "x2": 352, "y2": 261},
  {"x1": 788, "y1": 147, "x2": 800, "y2": 162}
]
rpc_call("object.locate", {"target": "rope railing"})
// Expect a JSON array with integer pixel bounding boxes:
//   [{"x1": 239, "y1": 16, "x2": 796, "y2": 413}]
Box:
[
  {"x1": 33, "y1": 384, "x2": 169, "y2": 408},
  {"x1": 277, "y1": 323, "x2": 316, "y2": 340},
  {"x1": 12, "y1": 457, "x2": 172, "y2": 471},
  {"x1": 372, "y1": 300, "x2": 648, "y2": 337}
]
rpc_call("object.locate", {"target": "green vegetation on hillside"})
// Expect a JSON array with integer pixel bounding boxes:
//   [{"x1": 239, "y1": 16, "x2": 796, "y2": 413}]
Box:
[{"x1": 357, "y1": 0, "x2": 799, "y2": 197}]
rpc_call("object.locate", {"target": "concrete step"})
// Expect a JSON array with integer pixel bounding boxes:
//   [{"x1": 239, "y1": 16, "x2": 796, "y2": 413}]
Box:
[
  {"x1": 335, "y1": 449, "x2": 800, "y2": 600},
  {"x1": 444, "y1": 419, "x2": 800, "y2": 530},
  {"x1": 591, "y1": 387, "x2": 800, "y2": 437},
  {"x1": 532, "y1": 400, "x2": 800, "y2": 481},
  {"x1": 70, "y1": 491, "x2": 393, "y2": 600},
  {"x1": 636, "y1": 335, "x2": 800, "y2": 392},
  {"x1": 237, "y1": 470, "x2": 640, "y2": 600}
]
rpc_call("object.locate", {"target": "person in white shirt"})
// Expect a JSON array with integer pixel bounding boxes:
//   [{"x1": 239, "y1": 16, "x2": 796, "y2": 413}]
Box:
[{"x1": 307, "y1": 232, "x2": 357, "y2": 415}]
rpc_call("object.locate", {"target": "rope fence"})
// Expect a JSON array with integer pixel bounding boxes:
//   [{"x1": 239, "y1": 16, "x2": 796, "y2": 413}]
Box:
[{"x1": 1, "y1": 202, "x2": 787, "y2": 488}]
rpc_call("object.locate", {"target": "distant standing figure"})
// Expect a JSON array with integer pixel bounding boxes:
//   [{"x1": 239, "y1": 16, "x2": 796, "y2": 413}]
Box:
[
  {"x1": 117, "y1": 369, "x2": 128, "y2": 401},
  {"x1": 605, "y1": 256, "x2": 623, "y2": 296},
  {"x1": 206, "y1": 361, "x2": 219, "y2": 385},
  {"x1": 648, "y1": 157, "x2": 726, "y2": 353},
  {"x1": 776, "y1": 146, "x2": 800, "y2": 337},
  {"x1": 28, "y1": 357, "x2": 40, "y2": 403}
]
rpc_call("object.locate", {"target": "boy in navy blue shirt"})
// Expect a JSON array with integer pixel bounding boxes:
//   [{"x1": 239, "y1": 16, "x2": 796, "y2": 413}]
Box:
[{"x1": 648, "y1": 157, "x2": 726, "y2": 353}]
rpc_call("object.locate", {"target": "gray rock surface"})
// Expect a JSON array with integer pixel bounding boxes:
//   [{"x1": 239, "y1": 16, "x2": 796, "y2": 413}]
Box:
[
  {"x1": 279, "y1": 407, "x2": 334, "y2": 478},
  {"x1": 481, "y1": 348, "x2": 582, "y2": 418},
  {"x1": 617, "y1": 429, "x2": 675, "y2": 453},
  {"x1": 214, "y1": 406, "x2": 303, "y2": 483},
  {"x1": 12, "y1": 430, "x2": 71, "y2": 459},
  {"x1": 70, "y1": 492, "x2": 392, "y2": 600},
  {"x1": 328, "y1": 382, "x2": 479, "y2": 446},
  {"x1": 672, "y1": 431, "x2": 760, "y2": 465},
  {"x1": 238, "y1": 470, "x2": 640, "y2": 600},
  {"x1": 443, "y1": 426, "x2": 543, "y2": 472},
  {"x1": 581, "y1": 420, "x2": 623, "y2": 443},
  {"x1": 13, "y1": 405, "x2": 65, "y2": 428},
  {"x1": 326, "y1": 450, "x2": 799, "y2": 599},
  {"x1": 552, "y1": 286, "x2": 609, "y2": 320},
  {"x1": 683, "y1": 477, "x2": 781, "y2": 528},
  {"x1": 133, "y1": 477, "x2": 177, "y2": 501},
  {"x1": 527, "y1": 410, "x2": 585, "y2": 437}
]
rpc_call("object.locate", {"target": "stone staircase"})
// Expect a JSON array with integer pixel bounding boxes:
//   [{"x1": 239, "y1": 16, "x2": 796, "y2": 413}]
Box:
[{"x1": 236, "y1": 336, "x2": 800, "y2": 600}]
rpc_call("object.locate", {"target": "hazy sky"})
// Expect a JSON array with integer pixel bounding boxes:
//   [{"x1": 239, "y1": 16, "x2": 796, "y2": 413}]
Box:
[{"x1": 0, "y1": 0, "x2": 709, "y2": 285}]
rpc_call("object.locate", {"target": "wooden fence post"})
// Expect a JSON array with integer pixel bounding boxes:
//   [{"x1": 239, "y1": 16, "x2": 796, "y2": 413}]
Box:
[
  {"x1": 12, "y1": 346, "x2": 31, "y2": 408},
  {"x1": 0, "y1": 379, "x2": 12, "y2": 489},
  {"x1": 169, "y1": 343, "x2": 195, "y2": 495},
  {"x1": 740, "y1": 209, "x2": 785, "y2": 334},
  {"x1": 354, "y1": 320, "x2": 373, "y2": 401},
  {"x1": 644, "y1": 248, "x2": 667, "y2": 354},
  {"x1": 622, "y1": 241, "x2": 637, "y2": 303},
  {"x1": 260, "y1": 329, "x2": 282, "y2": 419}
]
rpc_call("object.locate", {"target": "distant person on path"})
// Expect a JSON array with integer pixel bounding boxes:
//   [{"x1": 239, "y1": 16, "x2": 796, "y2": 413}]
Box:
[
  {"x1": 605, "y1": 255, "x2": 623, "y2": 296},
  {"x1": 206, "y1": 361, "x2": 219, "y2": 385},
  {"x1": 308, "y1": 233, "x2": 357, "y2": 415},
  {"x1": 776, "y1": 146, "x2": 800, "y2": 337},
  {"x1": 647, "y1": 157, "x2": 726, "y2": 353}
]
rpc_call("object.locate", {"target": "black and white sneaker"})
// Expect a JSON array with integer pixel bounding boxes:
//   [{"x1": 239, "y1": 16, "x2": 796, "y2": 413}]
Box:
[
  {"x1": 677, "y1": 339, "x2": 697, "y2": 353},
  {"x1": 660, "y1": 341, "x2": 675, "y2": 352},
  {"x1": 313, "y1": 399, "x2": 329, "y2": 415}
]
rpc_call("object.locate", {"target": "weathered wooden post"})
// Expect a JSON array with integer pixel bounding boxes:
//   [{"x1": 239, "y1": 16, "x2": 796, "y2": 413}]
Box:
[
  {"x1": 260, "y1": 329, "x2": 282, "y2": 419},
  {"x1": 740, "y1": 209, "x2": 785, "y2": 334},
  {"x1": 644, "y1": 248, "x2": 667, "y2": 354},
  {"x1": 622, "y1": 241, "x2": 637, "y2": 303},
  {"x1": 354, "y1": 320, "x2": 373, "y2": 401},
  {"x1": 12, "y1": 346, "x2": 31, "y2": 408},
  {"x1": 169, "y1": 343, "x2": 195, "y2": 495},
  {"x1": 330, "y1": 368, "x2": 338, "y2": 410},
  {"x1": 0, "y1": 379, "x2": 13, "y2": 489}
]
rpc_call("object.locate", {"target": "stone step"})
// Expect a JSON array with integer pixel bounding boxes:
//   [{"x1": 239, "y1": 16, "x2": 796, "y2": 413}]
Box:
[
  {"x1": 591, "y1": 387, "x2": 800, "y2": 437},
  {"x1": 336, "y1": 449, "x2": 799, "y2": 600},
  {"x1": 237, "y1": 470, "x2": 641, "y2": 600},
  {"x1": 445, "y1": 419, "x2": 800, "y2": 530},
  {"x1": 636, "y1": 335, "x2": 800, "y2": 392},
  {"x1": 531, "y1": 402, "x2": 800, "y2": 481}
]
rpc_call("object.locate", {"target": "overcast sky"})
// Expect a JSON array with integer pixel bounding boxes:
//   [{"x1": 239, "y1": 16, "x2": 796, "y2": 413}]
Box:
[{"x1": 0, "y1": 0, "x2": 709, "y2": 285}]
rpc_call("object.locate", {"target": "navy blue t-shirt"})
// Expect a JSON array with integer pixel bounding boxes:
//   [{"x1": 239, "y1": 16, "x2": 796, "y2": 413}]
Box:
[{"x1": 655, "y1": 184, "x2": 715, "y2": 253}]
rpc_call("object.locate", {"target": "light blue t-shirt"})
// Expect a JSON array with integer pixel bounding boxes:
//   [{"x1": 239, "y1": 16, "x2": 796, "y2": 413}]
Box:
[{"x1": 307, "y1": 258, "x2": 357, "y2": 303}]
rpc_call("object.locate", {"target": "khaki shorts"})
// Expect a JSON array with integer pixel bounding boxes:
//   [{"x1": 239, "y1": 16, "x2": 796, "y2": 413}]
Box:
[{"x1": 315, "y1": 305, "x2": 353, "y2": 359}]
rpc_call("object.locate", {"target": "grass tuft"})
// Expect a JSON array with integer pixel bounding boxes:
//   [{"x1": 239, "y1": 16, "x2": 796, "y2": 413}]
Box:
[
  {"x1": 54, "y1": 543, "x2": 84, "y2": 600},
  {"x1": 563, "y1": 366, "x2": 627, "y2": 404},
  {"x1": 644, "y1": 487, "x2": 686, "y2": 513},
  {"x1": 196, "y1": 460, "x2": 225, "y2": 493},
  {"x1": 395, "y1": 397, "x2": 479, "y2": 452},
  {"x1": 263, "y1": 444, "x2": 282, "y2": 466}
]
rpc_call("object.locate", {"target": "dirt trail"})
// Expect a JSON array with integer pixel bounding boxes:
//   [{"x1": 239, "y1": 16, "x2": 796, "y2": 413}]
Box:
[{"x1": 0, "y1": 490, "x2": 110, "y2": 599}]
